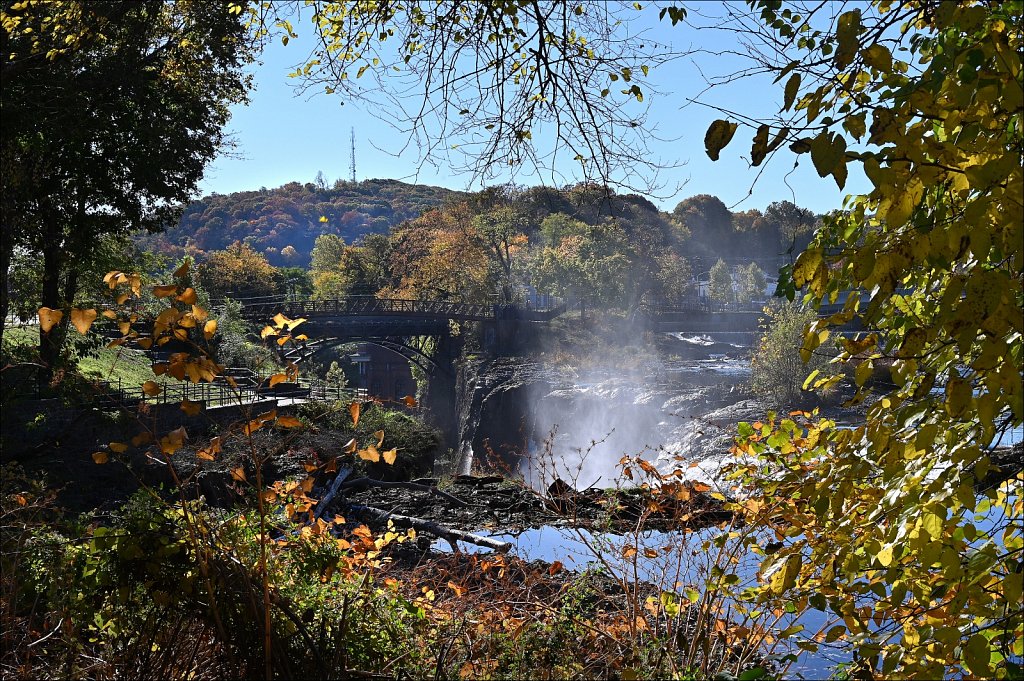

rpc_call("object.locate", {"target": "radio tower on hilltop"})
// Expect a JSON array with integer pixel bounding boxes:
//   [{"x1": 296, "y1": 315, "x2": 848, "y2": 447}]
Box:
[{"x1": 349, "y1": 127, "x2": 357, "y2": 183}]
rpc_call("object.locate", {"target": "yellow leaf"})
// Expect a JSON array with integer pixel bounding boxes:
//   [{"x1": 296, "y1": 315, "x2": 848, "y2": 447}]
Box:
[
  {"x1": 176, "y1": 287, "x2": 198, "y2": 305},
  {"x1": 319, "y1": 215, "x2": 328, "y2": 223},
  {"x1": 116, "y1": 293, "x2": 130, "y2": 305},
  {"x1": 231, "y1": 466, "x2": 247, "y2": 482},
  {"x1": 276, "y1": 415, "x2": 303, "y2": 428},
  {"x1": 203, "y1": 319, "x2": 217, "y2": 340},
  {"x1": 373, "y1": 429, "x2": 385, "y2": 447},
  {"x1": 350, "y1": 402, "x2": 361, "y2": 428},
  {"x1": 38, "y1": 307, "x2": 63, "y2": 333},
  {"x1": 137, "y1": 338, "x2": 153, "y2": 350},
  {"x1": 260, "y1": 325, "x2": 277, "y2": 339},
  {"x1": 382, "y1": 448, "x2": 397, "y2": 465},
  {"x1": 92, "y1": 451, "x2": 109, "y2": 464},
  {"x1": 180, "y1": 399, "x2": 202, "y2": 416},
  {"x1": 70, "y1": 308, "x2": 97, "y2": 334},
  {"x1": 142, "y1": 381, "x2": 162, "y2": 396},
  {"x1": 102, "y1": 309, "x2": 117, "y2": 319},
  {"x1": 153, "y1": 284, "x2": 178, "y2": 298},
  {"x1": 766, "y1": 554, "x2": 802, "y2": 594},
  {"x1": 272, "y1": 312, "x2": 290, "y2": 328}
]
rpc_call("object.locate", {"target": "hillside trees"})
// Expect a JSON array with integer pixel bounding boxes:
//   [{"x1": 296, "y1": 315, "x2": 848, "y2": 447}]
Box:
[
  {"x1": 198, "y1": 242, "x2": 279, "y2": 300},
  {"x1": 700, "y1": 1, "x2": 1022, "y2": 676},
  {"x1": 708, "y1": 259, "x2": 734, "y2": 306},
  {"x1": 0, "y1": 0, "x2": 251, "y2": 368}
]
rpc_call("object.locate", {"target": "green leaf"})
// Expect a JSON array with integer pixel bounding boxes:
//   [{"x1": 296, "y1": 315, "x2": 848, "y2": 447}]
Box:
[
  {"x1": 704, "y1": 119, "x2": 738, "y2": 161},
  {"x1": 964, "y1": 633, "x2": 992, "y2": 677},
  {"x1": 783, "y1": 73, "x2": 801, "y2": 111},
  {"x1": 750, "y1": 124, "x2": 770, "y2": 166}
]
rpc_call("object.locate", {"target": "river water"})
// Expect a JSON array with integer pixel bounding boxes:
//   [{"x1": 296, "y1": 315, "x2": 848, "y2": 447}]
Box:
[{"x1": 461, "y1": 329, "x2": 1022, "y2": 679}]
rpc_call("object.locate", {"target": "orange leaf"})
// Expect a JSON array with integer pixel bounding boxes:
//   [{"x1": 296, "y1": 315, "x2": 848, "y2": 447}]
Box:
[
  {"x1": 160, "y1": 427, "x2": 187, "y2": 455},
  {"x1": 153, "y1": 284, "x2": 177, "y2": 298},
  {"x1": 622, "y1": 545, "x2": 638, "y2": 559},
  {"x1": 276, "y1": 415, "x2": 303, "y2": 428},
  {"x1": 448, "y1": 581, "x2": 467, "y2": 597},
  {"x1": 131, "y1": 432, "x2": 154, "y2": 447},
  {"x1": 92, "y1": 451, "x2": 109, "y2": 464},
  {"x1": 69, "y1": 308, "x2": 97, "y2": 335},
  {"x1": 549, "y1": 561, "x2": 564, "y2": 575},
  {"x1": 190, "y1": 305, "x2": 208, "y2": 321},
  {"x1": 118, "y1": 321, "x2": 131, "y2": 336},
  {"x1": 349, "y1": 402, "x2": 361, "y2": 428},
  {"x1": 231, "y1": 466, "x2": 246, "y2": 482},
  {"x1": 373, "y1": 429, "x2": 385, "y2": 447},
  {"x1": 38, "y1": 307, "x2": 63, "y2": 333},
  {"x1": 115, "y1": 293, "x2": 130, "y2": 305},
  {"x1": 180, "y1": 399, "x2": 202, "y2": 416},
  {"x1": 243, "y1": 419, "x2": 263, "y2": 436},
  {"x1": 197, "y1": 437, "x2": 221, "y2": 461},
  {"x1": 268, "y1": 373, "x2": 287, "y2": 388},
  {"x1": 343, "y1": 438, "x2": 358, "y2": 454},
  {"x1": 176, "y1": 287, "x2": 198, "y2": 305},
  {"x1": 276, "y1": 336, "x2": 289, "y2": 346},
  {"x1": 108, "y1": 442, "x2": 129, "y2": 453},
  {"x1": 382, "y1": 448, "x2": 397, "y2": 465},
  {"x1": 142, "y1": 381, "x2": 162, "y2": 396},
  {"x1": 173, "y1": 261, "x2": 190, "y2": 278},
  {"x1": 643, "y1": 548, "x2": 659, "y2": 558},
  {"x1": 358, "y1": 446, "x2": 380, "y2": 463},
  {"x1": 203, "y1": 319, "x2": 217, "y2": 339},
  {"x1": 136, "y1": 337, "x2": 153, "y2": 350},
  {"x1": 402, "y1": 395, "x2": 417, "y2": 408},
  {"x1": 102, "y1": 309, "x2": 117, "y2": 319},
  {"x1": 333, "y1": 515, "x2": 347, "y2": 525}
]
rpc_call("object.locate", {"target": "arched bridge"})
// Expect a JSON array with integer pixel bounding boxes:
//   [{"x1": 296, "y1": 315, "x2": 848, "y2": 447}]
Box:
[{"x1": 231, "y1": 295, "x2": 566, "y2": 372}]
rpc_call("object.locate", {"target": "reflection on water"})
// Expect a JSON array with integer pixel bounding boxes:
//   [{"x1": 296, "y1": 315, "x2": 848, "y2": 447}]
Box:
[{"x1": 435, "y1": 525, "x2": 848, "y2": 679}]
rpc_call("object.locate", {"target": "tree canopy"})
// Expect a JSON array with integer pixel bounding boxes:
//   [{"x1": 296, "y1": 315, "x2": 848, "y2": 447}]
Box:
[{"x1": 1, "y1": 0, "x2": 252, "y2": 367}]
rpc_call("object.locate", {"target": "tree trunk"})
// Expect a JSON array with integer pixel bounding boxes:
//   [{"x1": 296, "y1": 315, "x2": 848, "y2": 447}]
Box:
[{"x1": 38, "y1": 241, "x2": 65, "y2": 385}]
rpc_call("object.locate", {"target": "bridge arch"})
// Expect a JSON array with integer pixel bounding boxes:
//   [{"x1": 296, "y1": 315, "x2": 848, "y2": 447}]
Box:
[{"x1": 281, "y1": 335, "x2": 445, "y2": 376}]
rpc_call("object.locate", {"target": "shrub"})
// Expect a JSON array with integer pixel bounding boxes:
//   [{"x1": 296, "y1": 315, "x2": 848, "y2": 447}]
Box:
[{"x1": 749, "y1": 301, "x2": 831, "y2": 408}]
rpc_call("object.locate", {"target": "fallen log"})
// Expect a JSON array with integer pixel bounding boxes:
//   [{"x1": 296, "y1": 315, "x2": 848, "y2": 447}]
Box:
[
  {"x1": 348, "y1": 503, "x2": 512, "y2": 553},
  {"x1": 313, "y1": 465, "x2": 353, "y2": 521},
  {"x1": 341, "y1": 477, "x2": 470, "y2": 508}
]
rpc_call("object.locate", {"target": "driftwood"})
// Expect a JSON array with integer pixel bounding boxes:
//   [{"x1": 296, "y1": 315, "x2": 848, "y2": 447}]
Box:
[
  {"x1": 340, "y1": 477, "x2": 470, "y2": 508},
  {"x1": 348, "y1": 504, "x2": 512, "y2": 553},
  {"x1": 313, "y1": 465, "x2": 353, "y2": 521}
]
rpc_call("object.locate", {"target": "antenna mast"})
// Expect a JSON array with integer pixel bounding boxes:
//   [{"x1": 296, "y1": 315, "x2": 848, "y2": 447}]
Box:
[{"x1": 349, "y1": 127, "x2": 356, "y2": 183}]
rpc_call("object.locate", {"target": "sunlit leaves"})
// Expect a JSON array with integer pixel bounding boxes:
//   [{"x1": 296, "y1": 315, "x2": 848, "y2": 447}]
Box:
[
  {"x1": 38, "y1": 307, "x2": 63, "y2": 333},
  {"x1": 69, "y1": 308, "x2": 97, "y2": 334},
  {"x1": 349, "y1": 401, "x2": 361, "y2": 428}
]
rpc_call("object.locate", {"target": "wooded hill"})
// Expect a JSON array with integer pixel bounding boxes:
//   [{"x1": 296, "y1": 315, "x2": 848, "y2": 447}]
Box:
[
  {"x1": 142, "y1": 177, "x2": 820, "y2": 274},
  {"x1": 137, "y1": 179, "x2": 466, "y2": 266}
]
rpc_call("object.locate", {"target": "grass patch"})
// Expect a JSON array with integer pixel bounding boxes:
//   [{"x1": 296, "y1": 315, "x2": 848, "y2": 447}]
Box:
[{"x1": 77, "y1": 346, "x2": 170, "y2": 388}]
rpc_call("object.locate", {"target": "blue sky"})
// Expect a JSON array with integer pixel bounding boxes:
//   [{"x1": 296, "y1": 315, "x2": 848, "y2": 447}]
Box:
[{"x1": 199, "y1": 3, "x2": 868, "y2": 215}]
